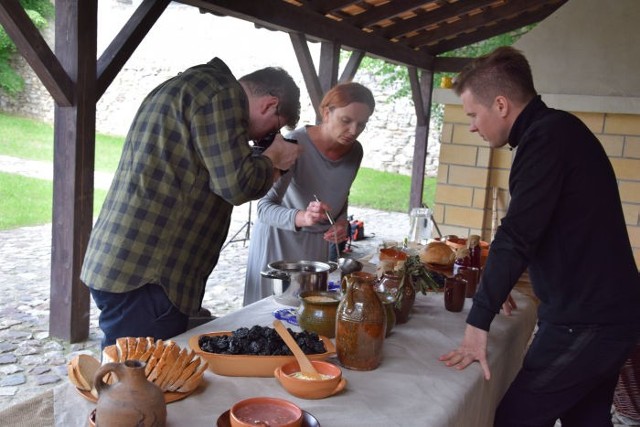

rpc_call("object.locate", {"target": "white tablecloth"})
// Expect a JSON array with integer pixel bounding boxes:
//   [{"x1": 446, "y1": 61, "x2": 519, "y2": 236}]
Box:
[{"x1": 53, "y1": 291, "x2": 537, "y2": 427}]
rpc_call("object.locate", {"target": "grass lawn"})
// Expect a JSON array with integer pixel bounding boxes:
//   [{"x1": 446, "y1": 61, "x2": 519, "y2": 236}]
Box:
[
  {"x1": 0, "y1": 172, "x2": 107, "y2": 230},
  {"x1": 0, "y1": 113, "x2": 436, "y2": 230}
]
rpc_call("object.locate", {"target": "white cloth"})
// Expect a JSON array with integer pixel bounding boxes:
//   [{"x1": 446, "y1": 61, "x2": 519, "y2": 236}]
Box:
[{"x1": 53, "y1": 290, "x2": 537, "y2": 426}]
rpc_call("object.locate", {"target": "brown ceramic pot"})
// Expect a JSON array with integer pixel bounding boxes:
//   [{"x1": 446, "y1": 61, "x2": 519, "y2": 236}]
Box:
[
  {"x1": 297, "y1": 291, "x2": 340, "y2": 338},
  {"x1": 336, "y1": 271, "x2": 385, "y2": 371},
  {"x1": 94, "y1": 360, "x2": 166, "y2": 427}
]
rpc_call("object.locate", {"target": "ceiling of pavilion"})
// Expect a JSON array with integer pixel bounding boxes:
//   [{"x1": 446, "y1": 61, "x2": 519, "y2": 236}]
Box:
[{"x1": 180, "y1": 0, "x2": 568, "y2": 71}]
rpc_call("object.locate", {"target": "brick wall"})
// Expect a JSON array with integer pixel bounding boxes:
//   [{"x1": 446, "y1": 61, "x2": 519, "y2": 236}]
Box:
[{"x1": 435, "y1": 104, "x2": 640, "y2": 267}]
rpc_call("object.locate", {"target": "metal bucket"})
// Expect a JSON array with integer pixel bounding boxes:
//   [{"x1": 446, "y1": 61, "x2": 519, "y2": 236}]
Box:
[{"x1": 261, "y1": 260, "x2": 337, "y2": 306}]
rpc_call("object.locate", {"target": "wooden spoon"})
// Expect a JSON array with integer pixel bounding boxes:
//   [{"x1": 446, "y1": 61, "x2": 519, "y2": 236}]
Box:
[{"x1": 273, "y1": 320, "x2": 322, "y2": 380}]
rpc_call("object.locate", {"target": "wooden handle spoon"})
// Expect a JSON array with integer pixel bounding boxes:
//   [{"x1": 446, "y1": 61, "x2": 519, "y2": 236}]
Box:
[{"x1": 273, "y1": 320, "x2": 322, "y2": 380}]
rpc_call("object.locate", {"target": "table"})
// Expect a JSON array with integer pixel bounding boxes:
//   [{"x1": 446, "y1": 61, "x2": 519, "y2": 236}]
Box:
[{"x1": 9, "y1": 290, "x2": 537, "y2": 427}]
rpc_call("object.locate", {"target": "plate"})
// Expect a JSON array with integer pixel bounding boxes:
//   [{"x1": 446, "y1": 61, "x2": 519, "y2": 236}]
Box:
[
  {"x1": 273, "y1": 307, "x2": 298, "y2": 326},
  {"x1": 216, "y1": 409, "x2": 321, "y2": 427},
  {"x1": 75, "y1": 382, "x2": 199, "y2": 404},
  {"x1": 189, "y1": 331, "x2": 336, "y2": 377}
]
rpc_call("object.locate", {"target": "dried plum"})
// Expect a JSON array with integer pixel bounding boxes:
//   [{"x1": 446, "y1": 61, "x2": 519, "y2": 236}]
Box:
[{"x1": 198, "y1": 326, "x2": 327, "y2": 356}]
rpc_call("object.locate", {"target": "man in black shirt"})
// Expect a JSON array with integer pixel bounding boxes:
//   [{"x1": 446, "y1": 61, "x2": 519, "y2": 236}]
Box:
[{"x1": 440, "y1": 46, "x2": 640, "y2": 426}]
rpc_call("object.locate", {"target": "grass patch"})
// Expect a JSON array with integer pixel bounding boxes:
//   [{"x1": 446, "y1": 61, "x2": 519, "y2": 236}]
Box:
[
  {"x1": 0, "y1": 172, "x2": 107, "y2": 230},
  {"x1": 0, "y1": 113, "x2": 124, "y2": 172},
  {"x1": 350, "y1": 167, "x2": 436, "y2": 213},
  {"x1": 0, "y1": 112, "x2": 437, "y2": 229}
]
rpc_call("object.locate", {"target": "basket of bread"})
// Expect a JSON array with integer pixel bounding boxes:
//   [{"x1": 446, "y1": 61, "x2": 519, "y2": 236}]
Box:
[{"x1": 67, "y1": 336, "x2": 208, "y2": 404}]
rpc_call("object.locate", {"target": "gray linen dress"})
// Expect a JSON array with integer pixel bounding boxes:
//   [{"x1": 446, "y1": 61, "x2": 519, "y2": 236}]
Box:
[{"x1": 243, "y1": 126, "x2": 363, "y2": 305}]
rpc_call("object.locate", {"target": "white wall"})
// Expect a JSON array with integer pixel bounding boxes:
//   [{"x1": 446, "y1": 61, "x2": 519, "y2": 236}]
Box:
[{"x1": 515, "y1": 0, "x2": 640, "y2": 99}]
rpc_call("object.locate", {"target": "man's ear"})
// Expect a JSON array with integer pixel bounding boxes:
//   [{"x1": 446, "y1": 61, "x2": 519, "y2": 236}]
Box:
[
  {"x1": 260, "y1": 95, "x2": 279, "y2": 115},
  {"x1": 495, "y1": 96, "x2": 509, "y2": 118}
]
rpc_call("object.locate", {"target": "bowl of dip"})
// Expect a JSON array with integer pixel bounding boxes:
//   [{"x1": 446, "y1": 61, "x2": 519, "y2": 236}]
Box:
[
  {"x1": 230, "y1": 397, "x2": 303, "y2": 427},
  {"x1": 274, "y1": 360, "x2": 346, "y2": 400}
]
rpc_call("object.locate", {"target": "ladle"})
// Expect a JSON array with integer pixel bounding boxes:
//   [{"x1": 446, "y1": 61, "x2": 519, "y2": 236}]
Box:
[
  {"x1": 273, "y1": 320, "x2": 322, "y2": 380},
  {"x1": 337, "y1": 257, "x2": 363, "y2": 276}
]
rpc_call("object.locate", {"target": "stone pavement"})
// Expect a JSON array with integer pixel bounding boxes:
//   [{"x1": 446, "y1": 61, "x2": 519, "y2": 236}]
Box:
[{"x1": 0, "y1": 155, "x2": 408, "y2": 411}]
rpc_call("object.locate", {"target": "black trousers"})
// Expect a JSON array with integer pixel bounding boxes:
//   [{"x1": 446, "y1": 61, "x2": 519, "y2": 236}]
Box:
[
  {"x1": 494, "y1": 321, "x2": 639, "y2": 427},
  {"x1": 90, "y1": 283, "x2": 189, "y2": 350}
]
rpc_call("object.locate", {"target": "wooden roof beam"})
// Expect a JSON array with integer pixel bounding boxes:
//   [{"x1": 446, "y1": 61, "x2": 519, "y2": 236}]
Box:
[
  {"x1": 345, "y1": 0, "x2": 435, "y2": 29},
  {"x1": 407, "y1": 0, "x2": 567, "y2": 50},
  {"x1": 339, "y1": 50, "x2": 365, "y2": 83},
  {"x1": 376, "y1": 0, "x2": 498, "y2": 40},
  {"x1": 96, "y1": 0, "x2": 170, "y2": 100},
  {"x1": 181, "y1": 0, "x2": 434, "y2": 71},
  {"x1": 305, "y1": 0, "x2": 358, "y2": 15},
  {"x1": 289, "y1": 32, "x2": 323, "y2": 120},
  {"x1": 425, "y1": 0, "x2": 567, "y2": 56},
  {"x1": 0, "y1": 0, "x2": 74, "y2": 106}
]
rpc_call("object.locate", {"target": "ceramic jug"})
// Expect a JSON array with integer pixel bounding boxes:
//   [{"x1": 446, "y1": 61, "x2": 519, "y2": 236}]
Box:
[
  {"x1": 336, "y1": 271, "x2": 386, "y2": 370},
  {"x1": 378, "y1": 271, "x2": 415, "y2": 324},
  {"x1": 94, "y1": 360, "x2": 166, "y2": 427}
]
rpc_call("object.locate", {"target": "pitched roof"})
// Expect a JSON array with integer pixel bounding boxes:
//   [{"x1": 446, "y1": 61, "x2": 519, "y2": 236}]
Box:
[{"x1": 184, "y1": 0, "x2": 568, "y2": 70}]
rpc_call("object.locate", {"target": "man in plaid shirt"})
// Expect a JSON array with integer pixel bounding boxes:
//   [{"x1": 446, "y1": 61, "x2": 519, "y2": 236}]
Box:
[{"x1": 81, "y1": 58, "x2": 301, "y2": 347}]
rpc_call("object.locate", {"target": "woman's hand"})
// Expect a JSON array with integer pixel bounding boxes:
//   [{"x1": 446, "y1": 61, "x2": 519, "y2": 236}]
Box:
[
  {"x1": 295, "y1": 200, "x2": 329, "y2": 228},
  {"x1": 323, "y1": 218, "x2": 349, "y2": 243}
]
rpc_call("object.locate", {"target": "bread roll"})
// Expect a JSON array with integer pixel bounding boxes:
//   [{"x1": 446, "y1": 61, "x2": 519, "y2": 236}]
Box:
[{"x1": 419, "y1": 241, "x2": 455, "y2": 266}]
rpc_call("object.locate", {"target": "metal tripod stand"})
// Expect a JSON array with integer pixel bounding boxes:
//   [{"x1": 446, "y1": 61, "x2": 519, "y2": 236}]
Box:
[{"x1": 222, "y1": 201, "x2": 253, "y2": 250}]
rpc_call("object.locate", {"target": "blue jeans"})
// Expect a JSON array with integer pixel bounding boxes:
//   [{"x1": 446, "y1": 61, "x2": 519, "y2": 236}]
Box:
[
  {"x1": 90, "y1": 283, "x2": 189, "y2": 349},
  {"x1": 494, "y1": 322, "x2": 639, "y2": 427}
]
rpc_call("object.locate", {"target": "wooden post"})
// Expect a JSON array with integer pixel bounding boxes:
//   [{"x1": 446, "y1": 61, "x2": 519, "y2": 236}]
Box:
[
  {"x1": 49, "y1": 0, "x2": 97, "y2": 342},
  {"x1": 408, "y1": 67, "x2": 434, "y2": 211}
]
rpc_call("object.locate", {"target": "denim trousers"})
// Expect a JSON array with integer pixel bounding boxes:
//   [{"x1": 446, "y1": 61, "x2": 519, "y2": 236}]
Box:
[{"x1": 90, "y1": 283, "x2": 189, "y2": 349}]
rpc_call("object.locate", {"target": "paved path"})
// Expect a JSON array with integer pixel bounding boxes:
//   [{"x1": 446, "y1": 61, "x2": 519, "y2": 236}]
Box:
[{"x1": 0, "y1": 155, "x2": 407, "y2": 410}]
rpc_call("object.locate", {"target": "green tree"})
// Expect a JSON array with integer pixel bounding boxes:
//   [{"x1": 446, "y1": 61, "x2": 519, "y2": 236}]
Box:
[{"x1": 0, "y1": 0, "x2": 54, "y2": 96}]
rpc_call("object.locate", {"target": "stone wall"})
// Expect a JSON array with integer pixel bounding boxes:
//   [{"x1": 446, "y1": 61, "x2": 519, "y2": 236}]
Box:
[{"x1": 0, "y1": 1, "x2": 440, "y2": 177}]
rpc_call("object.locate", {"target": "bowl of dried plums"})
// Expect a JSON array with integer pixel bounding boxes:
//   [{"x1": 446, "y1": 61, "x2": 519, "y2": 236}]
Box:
[{"x1": 188, "y1": 325, "x2": 335, "y2": 377}]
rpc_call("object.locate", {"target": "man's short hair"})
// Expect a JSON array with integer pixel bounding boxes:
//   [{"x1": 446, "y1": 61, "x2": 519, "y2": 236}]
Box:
[
  {"x1": 453, "y1": 46, "x2": 537, "y2": 107},
  {"x1": 240, "y1": 67, "x2": 301, "y2": 129}
]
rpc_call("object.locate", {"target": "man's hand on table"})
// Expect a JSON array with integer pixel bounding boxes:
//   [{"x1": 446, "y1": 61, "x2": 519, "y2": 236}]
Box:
[{"x1": 439, "y1": 324, "x2": 491, "y2": 380}]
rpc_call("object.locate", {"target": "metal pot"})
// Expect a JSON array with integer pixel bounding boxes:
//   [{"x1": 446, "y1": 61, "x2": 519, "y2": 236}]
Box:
[{"x1": 261, "y1": 260, "x2": 337, "y2": 306}]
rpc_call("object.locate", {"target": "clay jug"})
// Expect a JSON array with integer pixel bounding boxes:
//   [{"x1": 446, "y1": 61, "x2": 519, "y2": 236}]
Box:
[
  {"x1": 379, "y1": 271, "x2": 415, "y2": 324},
  {"x1": 374, "y1": 278, "x2": 396, "y2": 337},
  {"x1": 94, "y1": 360, "x2": 166, "y2": 427},
  {"x1": 336, "y1": 271, "x2": 386, "y2": 370}
]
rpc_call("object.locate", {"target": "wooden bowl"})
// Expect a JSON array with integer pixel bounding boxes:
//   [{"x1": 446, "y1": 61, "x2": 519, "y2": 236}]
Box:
[
  {"x1": 274, "y1": 360, "x2": 346, "y2": 400},
  {"x1": 230, "y1": 397, "x2": 303, "y2": 427},
  {"x1": 188, "y1": 332, "x2": 336, "y2": 377}
]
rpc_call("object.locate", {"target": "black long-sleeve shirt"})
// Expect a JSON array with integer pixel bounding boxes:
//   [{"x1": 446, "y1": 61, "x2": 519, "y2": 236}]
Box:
[{"x1": 467, "y1": 96, "x2": 640, "y2": 331}]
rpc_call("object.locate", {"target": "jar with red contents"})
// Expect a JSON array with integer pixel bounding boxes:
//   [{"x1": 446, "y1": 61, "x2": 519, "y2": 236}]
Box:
[
  {"x1": 467, "y1": 235, "x2": 482, "y2": 269},
  {"x1": 452, "y1": 247, "x2": 471, "y2": 276}
]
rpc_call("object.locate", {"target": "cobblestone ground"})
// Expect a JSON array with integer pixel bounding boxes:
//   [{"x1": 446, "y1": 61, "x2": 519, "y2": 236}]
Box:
[{"x1": 0, "y1": 155, "x2": 407, "y2": 410}]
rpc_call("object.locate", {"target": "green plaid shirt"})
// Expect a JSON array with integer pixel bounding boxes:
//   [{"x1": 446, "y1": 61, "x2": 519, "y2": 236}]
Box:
[{"x1": 81, "y1": 58, "x2": 274, "y2": 315}]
